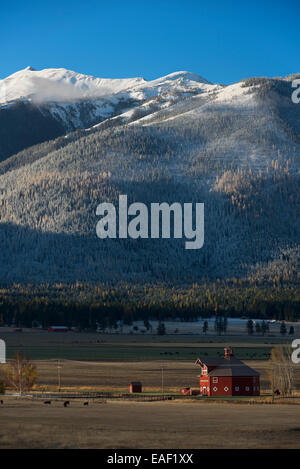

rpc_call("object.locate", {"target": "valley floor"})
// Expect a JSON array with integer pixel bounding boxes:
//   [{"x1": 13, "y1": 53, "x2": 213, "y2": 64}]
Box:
[
  {"x1": 1, "y1": 331, "x2": 299, "y2": 449},
  {"x1": 0, "y1": 397, "x2": 299, "y2": 449}
]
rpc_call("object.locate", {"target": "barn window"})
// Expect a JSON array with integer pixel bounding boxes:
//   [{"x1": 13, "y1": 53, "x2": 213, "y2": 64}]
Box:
[
  {"x1": 245, "y1": 386, "x2": 250, "y2": 391},
  {"x1": 212, "y1": 377, "x2": 218, "y2": 383},
  {"x1": 235, "y1": 386, "x2": 239, "y2": 391},
  {"x1": 224, "y1": 386, "x2": 229, "y2": 392},
  {"x1": 213, "y1": 386, "x2": 218, "y2": 392}
]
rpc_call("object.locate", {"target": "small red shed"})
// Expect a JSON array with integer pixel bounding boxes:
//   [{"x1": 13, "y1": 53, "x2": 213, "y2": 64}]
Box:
[
  {"x1": 195, "y1": 347, "x2": 260, "y2": 397},
  {"x1": 129, "y1": 381, "x2": 142, "y2": 393},
  {"x1": 180, "y1": 387, "x2": 191, "y2": 396}
]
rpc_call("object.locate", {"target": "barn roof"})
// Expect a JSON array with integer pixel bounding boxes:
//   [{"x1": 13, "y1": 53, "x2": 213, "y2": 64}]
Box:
[{"x1": 196, "y1": 356, "x2": 259, "y2": 377}]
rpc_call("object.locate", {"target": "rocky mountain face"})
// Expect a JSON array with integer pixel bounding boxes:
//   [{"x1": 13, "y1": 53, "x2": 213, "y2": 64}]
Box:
[{"x1": 0, "y1": 67, "x2": 217, "y2": 160}]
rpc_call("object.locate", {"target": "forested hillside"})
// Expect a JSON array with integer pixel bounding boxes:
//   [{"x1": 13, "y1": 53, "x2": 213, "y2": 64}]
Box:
[{"x1": 0, "y1": 71, "x2": 299, "y2": 322}]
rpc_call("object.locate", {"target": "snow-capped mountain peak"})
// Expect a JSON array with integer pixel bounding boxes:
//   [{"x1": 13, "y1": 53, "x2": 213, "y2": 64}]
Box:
[
  {"x1": 151, "y1": 70, "x2": 211, "y2": 84},
  {"x1": 0, "y1": 67, "x2": 213, "y2": 105},
  {"x1": 0, "y1": 66, "x2": 219, "y2": 159},
  {"x1": 0, "y1": 67, "x2": 147, "y2": 104}
]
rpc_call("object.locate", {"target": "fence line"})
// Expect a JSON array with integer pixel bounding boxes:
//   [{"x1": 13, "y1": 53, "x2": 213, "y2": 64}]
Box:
[{"x1": 29, "y1": 391, "x2": 181, "y2": 401}]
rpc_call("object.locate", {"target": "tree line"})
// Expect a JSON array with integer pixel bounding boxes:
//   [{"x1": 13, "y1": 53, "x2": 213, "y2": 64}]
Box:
[{"x1": 0, "y1": 280, "x2": 299, "y2": 329}]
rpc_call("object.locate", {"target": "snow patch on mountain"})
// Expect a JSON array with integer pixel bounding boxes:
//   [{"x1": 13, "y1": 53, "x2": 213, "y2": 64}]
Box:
[
  {"x1": 0, "y1": 67, "x2": 215, "y2": 106},
  {"x1": 0, "y1": 67, "x2": 146, "y2": 104}
]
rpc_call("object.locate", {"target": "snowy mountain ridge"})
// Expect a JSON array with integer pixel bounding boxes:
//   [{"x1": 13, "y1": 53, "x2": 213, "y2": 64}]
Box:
[
  {"x1": 0, "y1": 67, "x2": 222, "y2": 160},
  {"x1": 0, "y1": 66, "x2": 298, "y2": 166},
  {"x1": 0, "y1": 67, "x2": 213, "y2": 105}
]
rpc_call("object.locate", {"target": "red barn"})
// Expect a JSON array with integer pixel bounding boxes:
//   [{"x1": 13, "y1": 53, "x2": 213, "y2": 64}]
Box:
[{"x1": 195, "y1": 347, "x2": 260, "y2": 397}]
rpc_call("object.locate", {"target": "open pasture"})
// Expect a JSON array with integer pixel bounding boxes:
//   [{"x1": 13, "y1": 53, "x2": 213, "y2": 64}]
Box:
[
  {"x1": 0, "y1": 397, "x2": 299, "y2": 449},
  {"x1": 0, "y1": 328, "x2": 291, "y2": 361}
]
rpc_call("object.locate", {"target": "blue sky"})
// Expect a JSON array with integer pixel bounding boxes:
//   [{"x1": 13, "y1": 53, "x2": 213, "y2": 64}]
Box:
[{"x1": 1, "y1": 0, "x2": 299, "y2": 84}]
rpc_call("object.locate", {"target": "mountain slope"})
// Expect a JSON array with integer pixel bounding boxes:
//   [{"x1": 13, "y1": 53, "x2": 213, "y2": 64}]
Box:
[{"x1": 0, "y1": 72, "x2": 299, "y2": 284}]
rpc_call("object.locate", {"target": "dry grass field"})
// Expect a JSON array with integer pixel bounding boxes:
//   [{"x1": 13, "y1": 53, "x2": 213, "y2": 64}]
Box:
[
  {"x1": 0, "y1": 329, "x2": 297, "y2": 392},
  {"x1": 0, "y1": 397, "x2": 300, "y2": 449},
  {"x1": 0, "y1": 329, "x2": 299, "y2": 448},
  {"x1": 28, "y1": 358, "x2": 297, "y2": 392}
]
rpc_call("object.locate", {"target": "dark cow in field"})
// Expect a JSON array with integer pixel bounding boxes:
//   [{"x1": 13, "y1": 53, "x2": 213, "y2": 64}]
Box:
[
  {"x1": 83, "y1": 402, "x2": 89, "y2": 406},
  {"x1": 44, "y1": 400, "x2": 51, "y2": 404},
  {"x1": 64, "y1": 401, "x2": 70, "y2": 407},
  {"x1": 274, "y1": 389, "x2": 281, "y2": 396}
]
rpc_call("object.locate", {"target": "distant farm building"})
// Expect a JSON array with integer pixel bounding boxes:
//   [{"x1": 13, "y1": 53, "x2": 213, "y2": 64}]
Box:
[
  {"x1": 129, "y1": 382, "x2": 142, "y2": 393},
  {"x1": 180, "y1": 387, "x2": 191, "y2": 396},
  {"x1": 195, "y1": 347, "x2": 260, "y2": 397},
  {"x1": 48, "y1": 326, "x2": 68, "y2": 332}
]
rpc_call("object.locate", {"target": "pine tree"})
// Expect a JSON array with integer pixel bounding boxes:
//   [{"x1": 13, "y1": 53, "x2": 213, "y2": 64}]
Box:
[
  {"x1": 157, "y1": 321, "x2": 166, "y2": 336},
  {"x1": 261, "y1": 320, "x2": 268, "y2": 336},
  {"x1": 247, "y1": 319, "x2": 254, "y2": 335},
  {"x1": 280, "y1": 322, "x2": 287, "y2": 336}
]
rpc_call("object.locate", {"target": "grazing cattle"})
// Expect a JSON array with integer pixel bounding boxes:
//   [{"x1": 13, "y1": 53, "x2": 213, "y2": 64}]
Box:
[
  {"x1": 44, "y1": 400, "x2": 51, "y2": 404},
  {"x1": 64, "y1": 401, "x2": 70, "y2": 407},
  {"x1": 274, "y1": 389, "x2": 281, "y2": 396},
  {"x1": 83, "y1": 402, "x2": 89, "y2": 406},
  {"x1": 0, "y1": 400, "x2": 3, "y2": 404}
]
